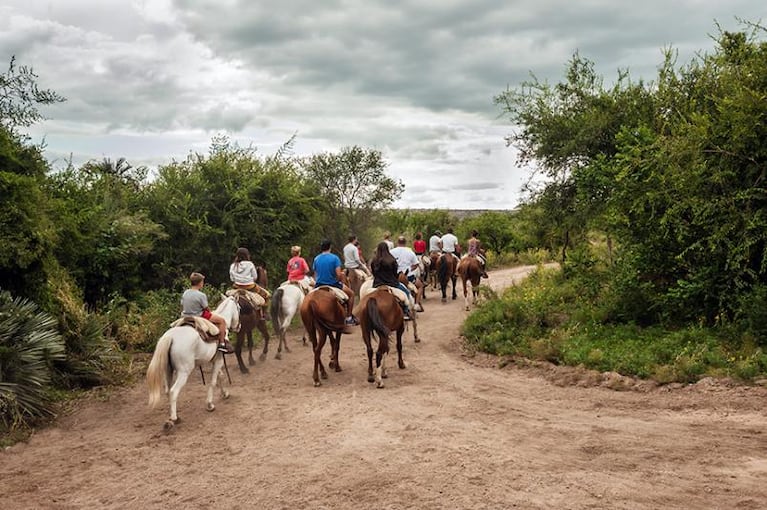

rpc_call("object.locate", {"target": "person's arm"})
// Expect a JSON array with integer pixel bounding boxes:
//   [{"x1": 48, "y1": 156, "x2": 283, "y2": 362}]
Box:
[
  {"x1": 335, "y1": 266, "x2": 349, "y2": 285},
  {"x1": 301, "y1": 258, "x2": 310, "y2": 275}
]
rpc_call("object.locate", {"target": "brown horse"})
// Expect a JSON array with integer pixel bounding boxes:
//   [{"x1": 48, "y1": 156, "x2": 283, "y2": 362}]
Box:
[
  {"x1": 357, "y1": 289, "x2": 406, "y2": 388},
  {"x1": 300, "y1": 287, "x2": 348, "y2": 387},
  {"x1": 345, "y1": 267, "x2": 369, "y2": 303},
  {"x1": 436, "y1": 253, "x2": 458, "y2": 302},
  {"x1": 457, "y1": 256, "x2": 483, "y2": 311},
  {"x1": 427, "y1": 252, "x2": 440, "y2": 292},
  {"x1": 232, "y1": 290, "x2": 270, "y2": 374}
]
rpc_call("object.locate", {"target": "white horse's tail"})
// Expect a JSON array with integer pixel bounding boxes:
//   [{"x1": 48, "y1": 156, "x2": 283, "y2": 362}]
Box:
[{"x1": 147, "y1": 331, "x2": 173, "y2": 408}]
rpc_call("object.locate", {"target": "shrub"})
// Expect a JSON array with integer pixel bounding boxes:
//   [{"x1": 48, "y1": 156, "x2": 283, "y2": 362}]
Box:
[{"x1": 0, "y1": 291, "x2": 65, "y2": 431}]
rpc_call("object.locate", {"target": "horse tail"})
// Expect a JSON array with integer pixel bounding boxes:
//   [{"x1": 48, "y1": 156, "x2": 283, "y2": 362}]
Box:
[
  {"x1": 309, "y1": 296, "x2": 345, "y2": 332},
  {"x1": 365, "y1": 298, "x2": 390, "y2": 353},
  {"x1": 438, "y1": 254, "x2": 448, "y2": 284},
  {"x1": 270, "y1": 287, "x2": 284, "y2": 333},
  {"x1": 147, "y1": 331, "x2": 173, "y2": 408}
]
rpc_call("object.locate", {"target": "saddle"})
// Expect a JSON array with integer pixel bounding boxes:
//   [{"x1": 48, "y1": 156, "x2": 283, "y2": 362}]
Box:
[
  {"x1": 169, "y1": 316, "x2": 219, "y2": 343},
  {"x1": 309, "y1": 285, "x2": 348, "y2": 303},
  {"x1": 282, "y1": 279, "x2": 312, "y2": 295},
  {"x1": 226, "y1": 287, "x2": 266, "y2": 308}
]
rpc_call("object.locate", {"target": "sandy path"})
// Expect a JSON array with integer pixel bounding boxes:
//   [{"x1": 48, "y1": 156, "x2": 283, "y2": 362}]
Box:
[{"x1": 2, "y1": 265, "x2": 767, "y2": 509}]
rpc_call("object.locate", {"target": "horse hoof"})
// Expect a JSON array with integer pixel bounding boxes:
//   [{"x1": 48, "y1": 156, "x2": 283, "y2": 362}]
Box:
[
  {"x1": 259, "y1": 353, "x2": 267, "y2": 362},
  {"x1": 284, "y1": 346, "x2": 292, "y2": 353},
  {"x1": 414, "y1": 337, "x2": 421, "y2": 343},
  {"x1": 376, "y1": 381, "x2": 385, "y2": 389},
  {"x1": 314, "y1": 380, "x2": 322, "y2": 387},
  {"x1": 206, "y1": 403, "x2": 215, "y2": 412},
  {"x1": 275, "y1": 352, "x2": 282, "y2": 360},
  {"x1": 335, "y1": 366, "x2": 342, "y2": 373},
  {"x1": 399, "y1": 362, "x2": 407, "y2": 369},
  {"x1": 441, "y1": 298, "x2": 446, "y2": 303},
  {"x1": 321, "y1": 372, "x2": 328, "y2": 379},
  {"x1": 222, "y1": 390, "x2": 230, "y2": 400},
  {"x1": 465, "y1": 306, "x2": 470, "y2": 311},
  {"x1": 328, "y1": 361, "x2": 336, "y2": 369},
  {"x1": 367, "y1": 375, "x2": 375, "y2": 383},
  {"x1": 239, "y1": 366, "x2": 250, "y2": 374}
]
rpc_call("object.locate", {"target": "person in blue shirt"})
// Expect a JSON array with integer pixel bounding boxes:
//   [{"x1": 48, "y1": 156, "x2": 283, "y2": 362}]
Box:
[{"x1": 313, "y1": 239, "x2": 358, "y2": 326}]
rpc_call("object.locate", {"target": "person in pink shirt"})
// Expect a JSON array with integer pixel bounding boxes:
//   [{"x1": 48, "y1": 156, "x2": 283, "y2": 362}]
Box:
[{"x1": 286, "y1": 245, "x2": 311, "y2": 290}]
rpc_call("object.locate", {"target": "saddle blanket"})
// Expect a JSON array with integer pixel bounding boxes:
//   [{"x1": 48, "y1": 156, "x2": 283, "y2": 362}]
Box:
[
  {"x1": 226, "y1": 288, "x2": 266, "y2": 307},
  {"x1": 280, "y1": 278, "x2": 313, "y2": 294},
  {"x1": 169, "y1": 316, "x2": 219, "y2": 341},
  {"x1": 309, "y1": 285, "x2": 348, "y2": 303},
  {"x1": 359, "y1": 280, "x2": 414, "y2": 307}
]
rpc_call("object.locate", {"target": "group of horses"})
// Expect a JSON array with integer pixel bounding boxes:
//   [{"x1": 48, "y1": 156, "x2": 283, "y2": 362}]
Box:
[{"x1": 146, "y1": 254, "x2": 486, "y2": 430}]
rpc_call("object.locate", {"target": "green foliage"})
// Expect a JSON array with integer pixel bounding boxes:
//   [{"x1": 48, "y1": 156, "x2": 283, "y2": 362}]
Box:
[
  {"x1": 0, "y1": 291, "x2": 65, "y2": 431},
  {"x1": 143, "y1": 135, "x2": 322, "y2": 288},
  {"x1": 0, "y1": 56, "x2": 65, "y2": 135},
  {"x1": 456, "y1": 211, "x2": 518, "y2": 256},
  {"x1": 302, "y1": 146, "x2": 404, "y2": 247},
  {"x1": 46, "y1": 158, "x2": 166, "y2": 304},
  {"x1": 463, "y1": 264, "x2": 767, "y2": 382},
  {"x1": 497, "y1": 22, "x2": 767, "y2": 331},
  {"x1": 105, "y1": 286, "x2": 183, "y2": 352}
]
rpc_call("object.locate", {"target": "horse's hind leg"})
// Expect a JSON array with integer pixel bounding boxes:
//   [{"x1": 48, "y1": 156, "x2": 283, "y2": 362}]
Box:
[
  {"x1": 313, "y1": 330, "x2": 328, "y2": 386},
  {"x1": 234, "y1": 332, "x2": 249, "y2": 374},
  {"x1": 331, "y1": 332, "x2": 342, "y2": 372},
  {"x1": 167, "y1": 369, "x2": 191, "y2": 426},
  {"x1": 397, "y1": 329, "x2": 406, "y2": 369}
]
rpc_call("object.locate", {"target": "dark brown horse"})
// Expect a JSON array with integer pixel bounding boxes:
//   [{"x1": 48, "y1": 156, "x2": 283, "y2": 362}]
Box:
[
  {"x1": 232, "y1": 290, "x2": 270, "y2": 374},
  {"x1": 357, "y1": 289, "x2": 406, "y2": 388},
  {"x1": 300, "y1": 287, "x2": 348, "y2": 387},
  {"x1": 436, "y1": 253, "x2": 458, "y2": 302},
  {"x1": 457, "y1": 256, "x2": 483, "y2": 311},
  {"x1": 427, "y1": 252, "x2": 440, "y2": 292}
]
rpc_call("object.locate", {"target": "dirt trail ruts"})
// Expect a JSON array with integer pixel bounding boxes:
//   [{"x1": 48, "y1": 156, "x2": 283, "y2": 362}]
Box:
[{"x1": 2, "y1": 265, "x2": 767, "y2": 509}]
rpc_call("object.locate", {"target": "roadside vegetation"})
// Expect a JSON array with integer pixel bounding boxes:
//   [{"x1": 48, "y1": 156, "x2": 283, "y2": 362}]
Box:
[{"x1": 465, "y1": 23, "x2": 767, "y2": 383}]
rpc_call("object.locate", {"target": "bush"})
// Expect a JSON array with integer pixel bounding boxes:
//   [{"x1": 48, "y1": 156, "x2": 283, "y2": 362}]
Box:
[{"x1": 0, "y1": 291, "x2": 65, "y2": 431}]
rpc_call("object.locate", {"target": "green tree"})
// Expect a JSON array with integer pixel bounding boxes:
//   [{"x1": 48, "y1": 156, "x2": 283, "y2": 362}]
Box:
[
  {"x1": 144, "y1": 136, "x2": 322, "y2": 287},
  {"x1": 0, "y1": 56, "x2": 64, "y2": 135},
  {"x1": 302, "y1": 146, "x2": 404, "y2": 246}
]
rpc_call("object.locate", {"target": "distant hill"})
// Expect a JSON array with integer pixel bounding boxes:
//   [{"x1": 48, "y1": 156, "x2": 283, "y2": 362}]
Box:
[{"x1": 398, "y1": 208, "x2": 516, "y2": 220}]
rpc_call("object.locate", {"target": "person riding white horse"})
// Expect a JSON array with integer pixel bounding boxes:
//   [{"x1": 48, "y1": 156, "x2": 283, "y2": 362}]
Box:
[
  {"x1": 390, "y1": 235, "x2": 424, "y2": 312},
  {"x1": 181, "y1": 272, "x2": 233, "y2": 353},
  {"x1": 286, "y1": 245, "x2": 312, "y2": 293}
]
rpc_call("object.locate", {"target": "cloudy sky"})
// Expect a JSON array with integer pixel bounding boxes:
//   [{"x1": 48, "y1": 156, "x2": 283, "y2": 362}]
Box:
[{"x1": 1, "y1": 1, "x2": 764, "y2": 209}]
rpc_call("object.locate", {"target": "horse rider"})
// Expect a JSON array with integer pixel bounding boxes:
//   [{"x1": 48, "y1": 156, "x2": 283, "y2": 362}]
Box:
[
  {"x1": 467, "y1": 230, "x2": 489, "y2": 278},
  {"x1": 181, "y1": 272, "x2": 233, "y2": 353},
  {"x1": 428, "y1": 230, "x2": 442, "y2": 255},
  {"x1": 382, "y1": 231, "x2": 395, "y2": 250},
  {"x1": 413, "y1": 232, "x2": 427, "y2": 257},
  {"x1": 230, "y1": 247, "x2": 271, "y2": 319},
  {"x1": 439, "y1": 227, "x2": 461, "y2": 265},
  {"x1": 370, "y1": 241, "x2": 413, "y2": 320},
  {"x1": 343, "y1": 234, "x2": 371, "y2": 277},
  {"x1": 313, "y1": 238, "x2": 358, "y2": 328},
  {"x1": 390, "y1": 235, "x2": 424, "y2": 312},
  {"x1": 286, "y1": 245, "x2": 312, "y2": 292}
]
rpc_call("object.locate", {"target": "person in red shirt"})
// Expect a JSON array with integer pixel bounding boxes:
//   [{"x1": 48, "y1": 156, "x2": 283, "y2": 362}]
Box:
[
  {"x1": 413, "y1": 232, "x2": 427, "y2": 256},
  {"x1": 286, "y1": 245, "x2": 311, "y2": 290}
]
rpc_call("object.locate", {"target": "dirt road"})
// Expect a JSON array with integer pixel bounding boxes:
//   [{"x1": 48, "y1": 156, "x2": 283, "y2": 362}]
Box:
[{"x1": 2, "y1": 266, "x2": 767, "y2": 509}]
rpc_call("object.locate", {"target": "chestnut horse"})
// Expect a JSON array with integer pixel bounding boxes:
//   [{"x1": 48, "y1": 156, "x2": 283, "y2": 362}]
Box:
[
  {"x1": 357, "y1": 289, "x2": 407, "y2": 388},
  {"x1": 436, "y1": 253, "x2": 458, "y2": 302},
  {"x1": 457, "y1": 256, "x2": 483, "y2": 311},
  {"x1": 300, "y1": 287, "x2": 348, "y2": 387}
]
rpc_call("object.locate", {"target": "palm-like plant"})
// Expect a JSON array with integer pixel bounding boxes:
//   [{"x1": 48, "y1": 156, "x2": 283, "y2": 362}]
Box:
[{"x1": 0, "y1": 291, "x2": 65, "y2": 430}]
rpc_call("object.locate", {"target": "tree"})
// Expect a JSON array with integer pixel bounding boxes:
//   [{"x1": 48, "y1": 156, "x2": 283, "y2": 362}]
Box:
[
  {"x1": 302, "y1": 146, "x2": 404, "y2": 246},
  {"x1": 0, "y1": 56, "x2": 65, "y2": 135}
]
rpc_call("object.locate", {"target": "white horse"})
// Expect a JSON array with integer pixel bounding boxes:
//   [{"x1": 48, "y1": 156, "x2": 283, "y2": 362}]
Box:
[
  {"x1": 146, "y1": 295, "x2": 240, "y2": 430},
  {"x1": 268, "y1": 280, "x2": 311, "y2": 358}
]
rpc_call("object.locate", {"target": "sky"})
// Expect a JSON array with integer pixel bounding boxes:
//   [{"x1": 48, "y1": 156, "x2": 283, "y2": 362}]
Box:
[{"x1": 1, "y1": 1, "x2": 764, "y2": 209}]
